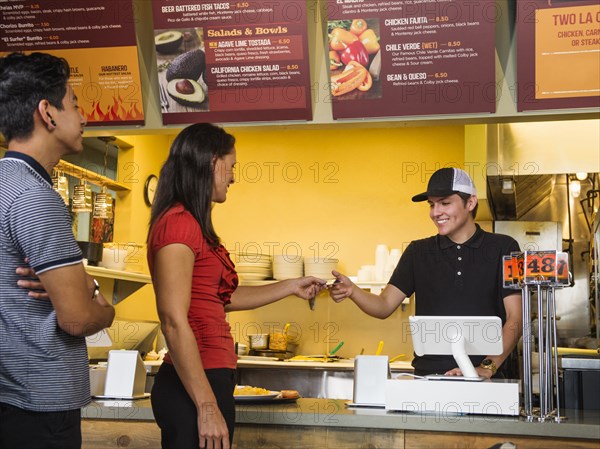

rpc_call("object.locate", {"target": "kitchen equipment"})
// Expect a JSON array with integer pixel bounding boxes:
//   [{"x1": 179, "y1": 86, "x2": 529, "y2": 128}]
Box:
[
  {"x1": 287, "y1": 354, "x2": 342, "y2": 362},
  {"x1": 236, "y1": 343, "x2": 248, "y2": 356},
  {"x1": 375, "y1": 340, "x2": 384, "y2": 355},
  {"x1": 77, "y1": 241, "x2": 103, "y2": 266},
  {"x1": 87, "y1": 320, "x2": 160, "y2": 362},
  {"x1": 249, "y1": 349, "x2": 287, "y2": 360},
  {"x1": 556, "y1": 347, "x2": 599, "y2": 356},
  {"x1": 560, "y1": 355, "x2": 600, "y2": 410},
  {"x1": 248, "y1": 334, "x2": 269, "y2": 350}
]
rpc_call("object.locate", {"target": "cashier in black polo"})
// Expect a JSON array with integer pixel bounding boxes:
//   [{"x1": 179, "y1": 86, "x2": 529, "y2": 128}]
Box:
[
  {"x1": 390, "y1": 224, "x2": 521, "y2": 377},
  {"x1": 329, "y1": 168, "x2": 522, "y2": 378}
]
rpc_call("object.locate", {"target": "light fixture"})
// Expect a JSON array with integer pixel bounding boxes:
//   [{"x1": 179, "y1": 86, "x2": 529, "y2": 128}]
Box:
[
  {"x1": 569, "y1": 179, "x2": 581, "y2": 198},
  {"x1": 93, "y1": 186, "x2": 113, "y2": 219},
  {"x1": 72, "y1": 179, "x2": 93, "y2": 212},
  {"x1": 501, "y1": 178, "x2": 515, "y2": 194},
  {"x1": 575, "y1": 172, "x2": 588, "y2": 181},
  {"x1": 92, "y1": 137, "x2": 116, "y2": 219},
  {"x1": 52, "y1": 170, "x2": 69, "y2": 205}
]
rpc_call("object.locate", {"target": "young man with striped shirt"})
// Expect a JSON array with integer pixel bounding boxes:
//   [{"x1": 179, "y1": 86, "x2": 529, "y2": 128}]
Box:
[{"x1": 0, "y1": 52, "x2": 115, "y2": 449}]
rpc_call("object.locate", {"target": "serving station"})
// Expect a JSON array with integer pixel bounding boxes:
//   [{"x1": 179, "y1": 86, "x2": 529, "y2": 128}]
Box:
[{"x1": 81, "y1": 398, "x2": 600, "y2": 448}]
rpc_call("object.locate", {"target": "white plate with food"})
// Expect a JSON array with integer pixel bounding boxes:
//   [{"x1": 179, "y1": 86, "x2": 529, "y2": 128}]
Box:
[
  {"x1": 234, "y1": 385, "x2": 279, "y2": 400},
  {"x1": 234, "y1": 386, "x2": 301, "y2": 403}
]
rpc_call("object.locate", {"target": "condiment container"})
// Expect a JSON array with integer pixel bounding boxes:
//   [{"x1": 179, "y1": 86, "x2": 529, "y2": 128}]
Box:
[
  {"x1": 248, "y1": 334, "x2": 269, "y2": 350},
  {"x1": 269, "y1": 332, "x2": 288, "y2": 351}
]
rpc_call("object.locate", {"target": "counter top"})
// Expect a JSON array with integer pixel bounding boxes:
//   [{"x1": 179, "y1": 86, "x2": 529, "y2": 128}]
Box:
[
  {"x1": 82, "y1": 398, "x2": 600, "y2": 440},
  {"x1": 237, "y1": 358, "x2": 413, "y2": 371}
]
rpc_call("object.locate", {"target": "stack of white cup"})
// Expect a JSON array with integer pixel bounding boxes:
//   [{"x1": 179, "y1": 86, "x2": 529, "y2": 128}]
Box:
[
  {"x1": 374, "y1": 244, "x2": 389, "y2": 282},
  {"x1": 356, "y1": 245, "x2": 402, "y2": 283}
]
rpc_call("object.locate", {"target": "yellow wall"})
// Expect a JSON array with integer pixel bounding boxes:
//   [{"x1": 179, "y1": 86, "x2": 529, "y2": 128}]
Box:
[
  {"x1": 111, "y1": 125, "x2": 465, "y2": 359},
  {"x1": 217, "y1": 125, "x2": 464, "y2": 358},
  {"x1": 110, "y1": 134, "x2": 172, "y2": 322}
]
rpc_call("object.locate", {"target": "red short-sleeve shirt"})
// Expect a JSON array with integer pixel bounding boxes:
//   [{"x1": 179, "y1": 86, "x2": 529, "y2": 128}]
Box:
[{"x1": 148, "y1": 204, "x2": 238, "y2": 369}]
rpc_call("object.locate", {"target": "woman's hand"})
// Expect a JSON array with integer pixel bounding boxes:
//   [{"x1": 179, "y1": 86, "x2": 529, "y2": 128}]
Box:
[
  {"x1": 328, "y1": 270, "x2": 355, "y2": 303},
  {"x1": 197, "y1": 402, "x2": 230, "y2": 449},
  {"x1": 16, "y1": 261, "x2": 49, "y2": 300},
  {"x1": 291, "y1": 276, "x2": 326, "y2": 300}
]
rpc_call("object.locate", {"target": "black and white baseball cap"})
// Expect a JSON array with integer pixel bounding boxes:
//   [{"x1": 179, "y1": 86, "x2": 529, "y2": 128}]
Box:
[{"x1": 411, "y1": 167, "x2": 477, "y2": 202}]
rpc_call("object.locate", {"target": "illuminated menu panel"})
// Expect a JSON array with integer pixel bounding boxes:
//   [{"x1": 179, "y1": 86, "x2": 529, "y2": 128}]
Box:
[
  {"x1": 517, "y1": 0, "x2": 600, "y2": 111},
  {"x1": 0, "y1": 1, "x2": 144, "y2": 126},
  {"x1": 152, "y1": 1, "x2": 312, "y2": 124},
  {"x1": 326, "y1": 0, "x2": 497, "y2": 119}
]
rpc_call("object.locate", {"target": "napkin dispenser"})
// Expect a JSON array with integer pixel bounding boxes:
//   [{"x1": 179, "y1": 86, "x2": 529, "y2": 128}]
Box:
[
  {"x1": 351, "y1": 355, "x2": 390, "y2": 407},
  {"x1": 92, "y1": 350, "x2": 148, "y2": 399}
]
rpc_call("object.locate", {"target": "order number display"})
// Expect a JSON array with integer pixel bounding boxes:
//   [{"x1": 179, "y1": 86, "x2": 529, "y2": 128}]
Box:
[{"x1": 503, "y1": 250, "x2": 569, "y2": 287}]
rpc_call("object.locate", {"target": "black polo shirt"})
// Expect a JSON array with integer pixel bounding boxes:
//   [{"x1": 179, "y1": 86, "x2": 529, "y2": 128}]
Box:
[{"x1": 389, "y1": 224, "x2": 520, "y2": 374}]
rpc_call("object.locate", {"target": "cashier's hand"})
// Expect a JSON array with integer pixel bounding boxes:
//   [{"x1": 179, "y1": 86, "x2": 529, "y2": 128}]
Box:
[
  {"x1": 291, "y1": 276, "x2": 327, "y2": 300},
  {"x1": 198, "y1": 402, "x2": 230, "y2": 449},
  {"x1": 16, "y1": 260, "x2": 49, "y2": 300},
  {"x1": 328, "y1": 271, "x2": 355, "y2": 303},
  {"x1": 445, "y1": 366, "x2": 494, "y2": 380}
]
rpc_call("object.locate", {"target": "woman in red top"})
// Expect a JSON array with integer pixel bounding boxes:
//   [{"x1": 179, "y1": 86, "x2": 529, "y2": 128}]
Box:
[{"x1": 147, "y1": 123, "x2": 325, "y2": 449}]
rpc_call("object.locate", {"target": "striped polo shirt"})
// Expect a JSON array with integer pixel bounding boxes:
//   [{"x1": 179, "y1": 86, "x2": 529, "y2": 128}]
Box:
[{"x1": 0, "y1": 151, "x2": 89, "y2": 412}]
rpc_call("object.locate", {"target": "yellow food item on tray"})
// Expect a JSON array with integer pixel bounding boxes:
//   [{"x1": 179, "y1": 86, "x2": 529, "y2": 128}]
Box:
[{"x1": 234, "y1": 385, "x2": 271, "y2": 396}]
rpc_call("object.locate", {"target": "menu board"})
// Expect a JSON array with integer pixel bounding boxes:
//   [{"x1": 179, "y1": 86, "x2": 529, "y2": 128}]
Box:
[
  {"x1": 517, "y1": 0, "x2": 600, "y2": 111},
  {"x1": 152, "y1": 1, "x2": 312, "y2": 125},
  {"x1": 0, "y1": 1, "x2": 144, "y2": 126},
  {"x1": 326, "y1": 0, "x2": 496, "y2": 119}
]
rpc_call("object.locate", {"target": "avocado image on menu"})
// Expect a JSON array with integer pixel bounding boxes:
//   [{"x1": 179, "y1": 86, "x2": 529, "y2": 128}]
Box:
[
  {"x1": 155, "y1": 31, "x2": 183, "y2": 54},
  {"x1": 166, "y1": 79, "x2": 206, "y2": 107},
  {"x1": 166, "y1": 49, "x2": 206, "y2": 82}
]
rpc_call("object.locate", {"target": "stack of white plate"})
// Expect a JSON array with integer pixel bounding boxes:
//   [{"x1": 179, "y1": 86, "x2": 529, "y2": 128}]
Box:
[
  {"x1": 272, "y1": 255, "x2": 303, "y2": 280},
  {"x1": 232, "y1": 252, "x2": 272, "y2": 281},
  {"x1": 303, "y1": 257, "x2": 338, "y2": 279}
]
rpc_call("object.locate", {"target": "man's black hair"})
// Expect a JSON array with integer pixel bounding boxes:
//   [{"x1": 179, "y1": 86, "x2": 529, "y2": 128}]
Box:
[{"x1": 0, "y1": 52, "x2": 70, "y2": 142}]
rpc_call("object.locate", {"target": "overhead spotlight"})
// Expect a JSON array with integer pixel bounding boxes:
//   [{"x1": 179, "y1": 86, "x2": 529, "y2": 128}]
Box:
[
  {"x1": 575, "y1": 172, "x2": 588, "y2": 181},
  {"x1": 569, "y1": 179, "x2": 581, "y2": 198}
]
